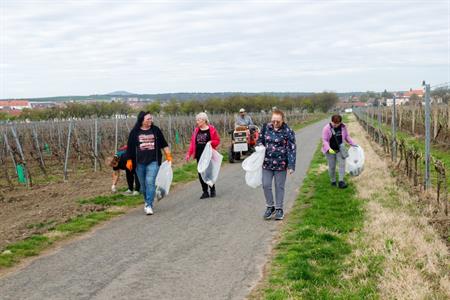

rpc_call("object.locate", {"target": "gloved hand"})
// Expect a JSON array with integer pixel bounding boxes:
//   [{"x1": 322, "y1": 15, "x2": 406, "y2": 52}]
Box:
[
  {"x1": 328, "y1": 149, "x2": 336, "y2": 154},
  {"x1": 164, "y1": 149, "x2": 173, "y2": 162},
  {"x1": 126, "y1": 159, "x2": 133, "y2": 171}
]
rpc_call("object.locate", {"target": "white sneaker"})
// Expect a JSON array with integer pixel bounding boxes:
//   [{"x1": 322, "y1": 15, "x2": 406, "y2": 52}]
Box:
[
  {"x1": 111, "y1": 185, "x2": 117, "y2": 193},
  {"x1": 144, "y1": 205, "x2": 153, "y2": 215},
  {"x1": 124, "y1": 189, "x2": 132, "y2": 195},
  {"x1": 132, "y1": 191, "x2": 139, "y2": 196}
]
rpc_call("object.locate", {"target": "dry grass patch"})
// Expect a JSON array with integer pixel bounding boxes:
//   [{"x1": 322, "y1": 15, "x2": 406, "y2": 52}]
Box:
[{"x1": 347, "y1": 116, "x2": 449, "y2": 299}]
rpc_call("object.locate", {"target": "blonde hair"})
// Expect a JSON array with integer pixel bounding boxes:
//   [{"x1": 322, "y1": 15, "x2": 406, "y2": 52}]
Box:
[{"x1": 195, "y1": 112, "x2": 209, "y2": 124}]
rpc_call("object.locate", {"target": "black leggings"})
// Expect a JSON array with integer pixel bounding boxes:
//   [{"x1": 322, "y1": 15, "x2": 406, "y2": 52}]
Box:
[{"x1": 126, "y1": 169, "x2": 141, "y2": 192}]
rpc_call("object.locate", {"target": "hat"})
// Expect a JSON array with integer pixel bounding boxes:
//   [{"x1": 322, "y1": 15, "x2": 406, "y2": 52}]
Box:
[{"x1": 239, "y1": 108, "x2": 246, "y2": 113}]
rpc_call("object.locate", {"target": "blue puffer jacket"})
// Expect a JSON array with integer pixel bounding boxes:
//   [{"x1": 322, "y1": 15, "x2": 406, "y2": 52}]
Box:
[{"x1": 257, "y1": 123, "x2": 296, "y2": 171}]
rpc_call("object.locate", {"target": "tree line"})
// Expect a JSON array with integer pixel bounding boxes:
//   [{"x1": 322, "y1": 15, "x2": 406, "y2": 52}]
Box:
[{"x1": 1, "y1": 92, "x2": 338, "y2": 121}]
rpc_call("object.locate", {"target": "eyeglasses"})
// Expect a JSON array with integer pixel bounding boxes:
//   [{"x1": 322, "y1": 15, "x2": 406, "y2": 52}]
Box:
[{"x1": 271, "y1": 120, "x2": 282, "y2": 123}]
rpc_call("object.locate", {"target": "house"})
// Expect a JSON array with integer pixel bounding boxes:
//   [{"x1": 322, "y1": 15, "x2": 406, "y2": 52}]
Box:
[{"x1": 0, "y1": 100, "x2": 31, "y2": 110}]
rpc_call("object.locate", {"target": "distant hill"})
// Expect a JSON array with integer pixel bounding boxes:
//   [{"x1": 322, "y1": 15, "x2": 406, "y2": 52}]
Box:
[
  {"x1": 5, "y1": 91, "x2": 364, "y2": 102},
  {"x1": 106, "y1": 91, "x2": 136, "y2": 96}
]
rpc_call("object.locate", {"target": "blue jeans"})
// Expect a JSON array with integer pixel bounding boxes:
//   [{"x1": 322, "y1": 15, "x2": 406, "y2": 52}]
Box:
[{"x1": 136, "y1": 162, "x2": 160, "y2": 208}]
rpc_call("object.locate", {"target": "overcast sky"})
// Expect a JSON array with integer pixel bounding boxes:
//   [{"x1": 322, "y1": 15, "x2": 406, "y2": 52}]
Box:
[{"x1": 1, "y1": 0, "x2": 449, "y2": 98}]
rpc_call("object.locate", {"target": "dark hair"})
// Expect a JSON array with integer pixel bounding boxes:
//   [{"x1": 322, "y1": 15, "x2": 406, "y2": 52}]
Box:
[
  {"x1": 133, "y1": 111, "x2": 151, "y2": 131},
  {"x1": 272, "y1": 109, "x2": 285, "y2": 122},
  {"x1": 331, "y1": 114, "x2": 342, "y2": 123}
]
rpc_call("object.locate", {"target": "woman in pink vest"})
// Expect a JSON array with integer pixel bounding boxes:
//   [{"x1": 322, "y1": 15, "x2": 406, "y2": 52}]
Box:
[
  {"x1": 322, "y1": 114, "x2": 358, "y2": 189},
  {"x1": 185, "y1": 112, "x2": 221, "y2": 199}
]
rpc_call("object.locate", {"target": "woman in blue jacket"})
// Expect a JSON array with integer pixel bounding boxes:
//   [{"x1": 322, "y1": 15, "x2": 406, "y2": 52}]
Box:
[{"x1": 257, "y1": 109, "x2": 296, "y2": 221}]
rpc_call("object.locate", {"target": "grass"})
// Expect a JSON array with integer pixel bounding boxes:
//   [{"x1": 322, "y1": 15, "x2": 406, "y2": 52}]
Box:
[{"x1": 258, "y1": 147, "x2": 383, "y2": 299}]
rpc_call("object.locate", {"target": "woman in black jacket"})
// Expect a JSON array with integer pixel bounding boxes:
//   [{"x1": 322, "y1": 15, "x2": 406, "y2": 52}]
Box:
[{"x1": 126, "y1": 111, "x2": 172, "y2": 215}]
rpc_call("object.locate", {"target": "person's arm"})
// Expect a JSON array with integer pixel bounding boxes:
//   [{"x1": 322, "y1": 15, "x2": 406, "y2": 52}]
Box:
[
  {"x1": 210, "y1": 127, "x2": 220, "y2": 149},
  {"x1": 286, "y1": 127, "x2": 296, "y2": 172},
  {"x1": 157, "y1": 128, "x2": 172, "y2": 162},
  {"x1": 343, "y1": 126, "x2": 356, "y2": 146},
  {"x1": 257, "y1": 124, "x2": 266, "y2": 146},
  {"x1": 247, "y1": 116, "x2": 254, "y2": 126},
  {"x1": 322, "y1": 126, "x2": 331, "y2": 153}
]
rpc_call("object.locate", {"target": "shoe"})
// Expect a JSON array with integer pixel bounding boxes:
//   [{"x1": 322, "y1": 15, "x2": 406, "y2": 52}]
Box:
[
  {"x1": 338, "y1": 181, "x2": 348, "y2": 189},
  {"x1": 111, "y1": 185, "x2": 117, "y2": 193},
  {"x1": 132, "y1": 191, "x2": 139, "y2": 196},
  {"x1": 210, "y1": 187, "x2": 216, "y2": 198},
  {"x1": 263, "y1": 206, "x2": 275, "y2": 220},
  {"x1": 200, "y1": 192, "x2": 209, "y2": 199},
  {"x1": 275, "y1": 209, "x2": 284, "y2": 220},
  {"x1": 124, "y1": 189, "x2": 132, "y2": 195},
  {"x1": 331, "y1": 181, "x2": 337, "y2": 186},
  {"x1": 144, "y1": 205, "x2": 153, "y2": 215}
]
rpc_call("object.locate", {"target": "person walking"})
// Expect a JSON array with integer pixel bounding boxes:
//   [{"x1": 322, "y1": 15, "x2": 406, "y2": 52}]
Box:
[
  {"x1": 126, "y1": 111, "x2": 173, "y2": 215},
  {"x1": 110, "y1": 145, "x2": 140, "y2": 195},
  {"x1": 185, "y1": 112, "x2": 221, "y2": 199},
  {"x1": 321, "y1": 114, "x2": 358, "y2": 189},
  {"x1": 257, "y1": 109, "x2": 296, "y2": 221}
]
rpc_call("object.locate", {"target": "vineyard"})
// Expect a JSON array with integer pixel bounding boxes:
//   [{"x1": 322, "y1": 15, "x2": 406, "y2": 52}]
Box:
[
  {"x1": 354, "y1": 109, "x2": 448, "y2": 219},
  {"x1": 0, "y1": 111, "x2": 314, "y2": 190},
  {"x1": 362, "y1": 104, "x2": 450, "y2": 148}
]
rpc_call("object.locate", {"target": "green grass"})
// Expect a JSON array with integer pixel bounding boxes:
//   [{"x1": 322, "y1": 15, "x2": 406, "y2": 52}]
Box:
[
  {"x1": 261, "y1": 148, "x2": 383, "y2": 299},
  {"x1": 55, "y1": 211, "x2": 122, "y2": 234},
  {"x1": 79, "y1": 194, "x2": 142, "y2": 207},
  {"x1": 0, "y1": 235, "x2": 53, "y2": 268},
  {"x1": 172, "y1": 161, "x2": 199, "y2": 183}
]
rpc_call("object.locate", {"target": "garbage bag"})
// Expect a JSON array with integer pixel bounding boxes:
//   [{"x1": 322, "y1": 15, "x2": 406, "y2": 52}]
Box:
[
  {"x1": 345, "y1": 146, "x2": 365, "y2": 176},
  {"x1": 155, "y1": 160, "x2": 173, "y2": 201},
  {"x1": 198, "y1": 142, "x2": 223, "y2": 187},
  {"x1": 242, "y1": 145, "x2": 266, "y2": 188}
]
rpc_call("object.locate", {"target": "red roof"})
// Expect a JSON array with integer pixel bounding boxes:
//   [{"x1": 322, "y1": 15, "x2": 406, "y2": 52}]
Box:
[
  {"x1": 404, "y1": 89, "x2": 424, "y2": 97},
  {"x1": 0, "y1": 100, "x2": 30, "y2": 107}
]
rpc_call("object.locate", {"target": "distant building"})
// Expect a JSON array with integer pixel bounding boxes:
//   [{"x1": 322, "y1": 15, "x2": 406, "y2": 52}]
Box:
[
  {"x1": 0, "y1": 100, "x2": 31, "y2": 110},
  {"x1": 30, "y1": 101, "x2": 57, "y2": 109}
]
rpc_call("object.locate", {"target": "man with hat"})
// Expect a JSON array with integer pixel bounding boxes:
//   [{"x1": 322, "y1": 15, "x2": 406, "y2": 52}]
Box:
[{"x1": 235, "y1": 108, "x2": 254, "y2": 127}]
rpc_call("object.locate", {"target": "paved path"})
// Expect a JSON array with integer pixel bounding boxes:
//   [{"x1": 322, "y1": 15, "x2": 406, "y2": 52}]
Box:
[{"x1": 0, "y1": 120, "x2": 327, "y2": 300}]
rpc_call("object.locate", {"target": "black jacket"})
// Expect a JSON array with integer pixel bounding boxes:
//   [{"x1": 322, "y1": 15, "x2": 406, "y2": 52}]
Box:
[{"x1": 126, "y1": 125, "x2": 168, "y2": 166}]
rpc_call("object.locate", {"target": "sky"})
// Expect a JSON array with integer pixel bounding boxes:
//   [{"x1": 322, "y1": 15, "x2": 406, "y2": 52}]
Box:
[{"x1": 0, "y1": 0, "x2": 449, "y2": 99}]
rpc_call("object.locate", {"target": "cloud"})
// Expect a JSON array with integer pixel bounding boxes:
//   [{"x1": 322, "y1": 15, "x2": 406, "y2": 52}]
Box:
[{"x1": 1, "y1": 0, "x2": 449, "y2": 98}]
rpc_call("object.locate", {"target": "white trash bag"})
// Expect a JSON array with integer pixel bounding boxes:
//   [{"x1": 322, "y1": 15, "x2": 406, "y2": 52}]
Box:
[
  {"x1": 345, "y1": 146, "x2": 365, "y2": 177},
  {"x1": 242, "y1": 145, "x2": 266, "y2": 188},
  {"x1": 198, "y1": 142, "x2": 223, "y2": 187},
  {"x1": 155, "y1": 160, "x2": 173, "y2": 201}
]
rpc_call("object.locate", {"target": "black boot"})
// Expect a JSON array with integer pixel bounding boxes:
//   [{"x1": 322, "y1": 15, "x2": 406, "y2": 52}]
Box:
[
  {"x1": 338, "y1": 181, "x2": 348, "y2": 189},
  {"x1": 200, "y1": 191, "x2": 209, "y2": 199},
  {"x1": 210, "y1": 186, "x2": 216, "y2": 198}
]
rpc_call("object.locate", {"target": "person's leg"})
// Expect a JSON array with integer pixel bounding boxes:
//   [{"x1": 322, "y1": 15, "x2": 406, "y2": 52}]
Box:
[
  {"x1": 210, "y1": 184, "x2": 216, "y2": 197},
  {"x1": 111, "y1": 170, "x2": 119, "y2": 192},
  {"x1": 274, "y1": 170, "x2": 287, "y2": 210},
  {"x1": 337, "y1": 152, "x2": 346, "y2": 182},
  {"x1": 325, "y1": 152, "x2": 337, "y2": 183},
  {"x1": 143, "y1": 161, "x2": 159, "y2": 208},
  {"x1": 125, "y1": 168, "x2": 134, "y2": 191},
  {"x1": 262, "y1": 169, "x2": 275, "y2": 207},
  {"x1": 133, "y1": 169, "x2": 141, "y2": 192},
  {"x1": 196, "y1": 159, "x2": 209, "y2": 197},
  {"x1": 135, "y1": 163, "x2": 146, "y2": 199}
]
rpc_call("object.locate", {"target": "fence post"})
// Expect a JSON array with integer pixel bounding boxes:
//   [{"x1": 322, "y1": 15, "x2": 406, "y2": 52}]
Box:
[
  {"x1": 424, "y1": 82, "x2": 431, "y2": 190},
  {"x1": 94, "y1": 118, "x2": 98, "y2": 172},
  {"x1": 391, "y1": 95, "x2": 397, "y2": 162},
  {"x1": 64, "y1": 121, "x2": 73, "y2": 181},
  {"x1": 114, "y1": 115, "x2": 118, "y2": 151},
  {"x1": 377, "y1": 104, "x2": 382, "y2": 143}
]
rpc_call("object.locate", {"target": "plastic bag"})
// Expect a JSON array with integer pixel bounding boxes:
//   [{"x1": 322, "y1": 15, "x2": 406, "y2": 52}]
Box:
[
  {"x1": 345, "y1": 146, "x2": 365, "y2": 176},
  {"x1": 242, "y1": 145, "x2": 266, "y2": 188},
  {"x1": 198, "y1": 142, "x2": 223, "y2": 187},
  {"x1": 155, "y1": 160, "x2": 173, "y2": 201}
]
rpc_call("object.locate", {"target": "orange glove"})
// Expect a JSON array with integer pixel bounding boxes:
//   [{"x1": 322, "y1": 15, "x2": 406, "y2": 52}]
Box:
[
  {"x1": 164, "y1": 149, "x2": 173, "y2": 162},
  {"x1": 126, "y1": 159, "x2": 133, "y2": 171}
]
